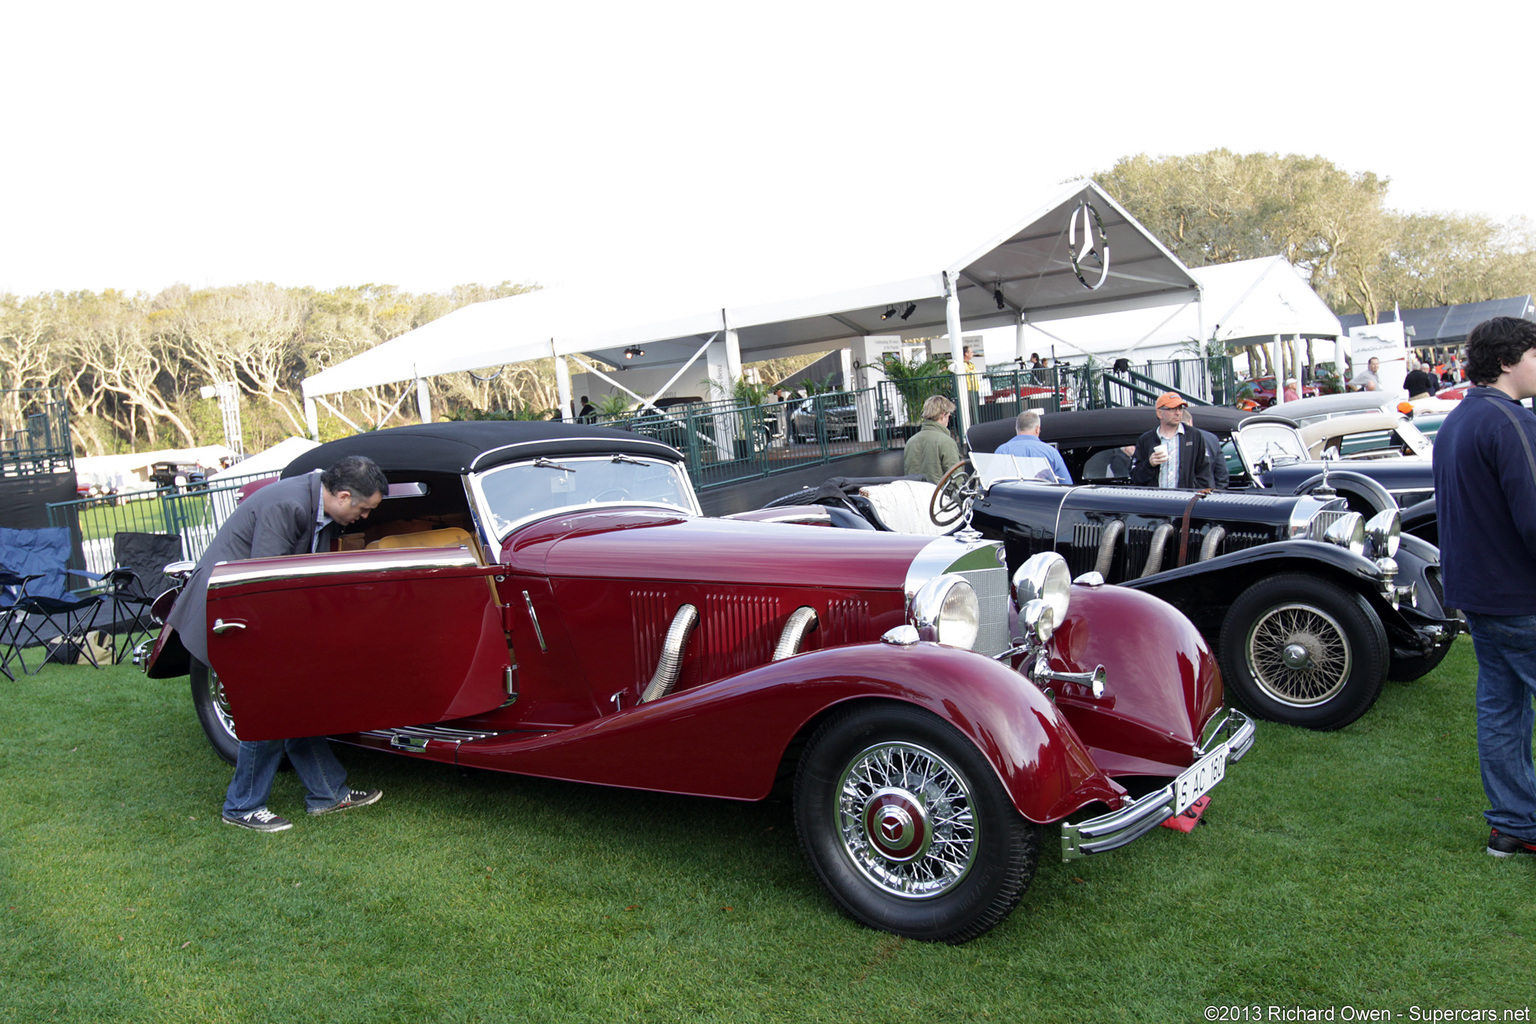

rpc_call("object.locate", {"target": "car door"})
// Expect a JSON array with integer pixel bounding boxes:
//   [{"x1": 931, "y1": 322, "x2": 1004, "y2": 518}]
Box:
[{"x1": 203, "y1": 547, "x2": 511, "y2": 740}]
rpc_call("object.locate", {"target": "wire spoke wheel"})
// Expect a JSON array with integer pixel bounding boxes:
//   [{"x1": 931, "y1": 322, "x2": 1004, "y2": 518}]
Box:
[
  {"x1": 794, "y1": 703, "x2": 1039, "y2": 943},
  {"x1": 835, "y1": 741, "x2": 977, "y2": 898},
  {"x1": 1246, "y1": 602, "x2": 1352, "y2": 705},
  {"x1": 1219, "y1": 573, "x2": 1387, "y2": 731}
]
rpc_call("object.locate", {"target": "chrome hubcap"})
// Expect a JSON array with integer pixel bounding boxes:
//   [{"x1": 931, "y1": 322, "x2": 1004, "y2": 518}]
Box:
[
  {"x1": 1247, "y1": 603, "x2": 1352, "y2": 706},
  {"x1": 835, "y1": 742, "x2": 976, "y2": 899}
]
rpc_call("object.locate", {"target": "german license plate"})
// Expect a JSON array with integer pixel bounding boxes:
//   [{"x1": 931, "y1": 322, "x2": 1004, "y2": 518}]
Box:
[{"x1": 1174, "y1": 743, "x2": 1228, "y2": 815}]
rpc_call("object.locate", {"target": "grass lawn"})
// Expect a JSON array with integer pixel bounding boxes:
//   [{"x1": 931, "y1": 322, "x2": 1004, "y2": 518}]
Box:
[{"x1": 1, "y1": 637, "x2": 1530, "y2": 1023}]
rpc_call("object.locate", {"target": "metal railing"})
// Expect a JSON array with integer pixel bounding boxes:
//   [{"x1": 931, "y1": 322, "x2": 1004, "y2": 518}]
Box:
[
  {"x1": 47, "y1": 470, "x2": 276, "y2": 575},
  {"x1": 0, "y1": 387, "x2": 73, "y2": 477},
  {"x1": 42, "y1": 355, "x2": 1241, "y2": 566}
]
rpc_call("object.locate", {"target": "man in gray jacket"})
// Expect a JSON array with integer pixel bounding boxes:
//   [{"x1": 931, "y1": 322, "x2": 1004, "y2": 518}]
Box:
[{"x1": 169, "y1": 455, "x2": 390, "y2": 832}]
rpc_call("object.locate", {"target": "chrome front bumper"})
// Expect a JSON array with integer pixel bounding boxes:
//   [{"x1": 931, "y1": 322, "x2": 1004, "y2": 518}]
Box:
[{"x1": 1059, "y1": 707, "x2": 1255, "y2": 861}]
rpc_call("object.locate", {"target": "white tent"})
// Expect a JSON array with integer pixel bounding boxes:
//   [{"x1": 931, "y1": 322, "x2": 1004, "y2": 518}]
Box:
[
  {"x1": 1000, "y1": 256, "x2": 1342, "y2": 366},
  {"x1": 300, "y1": 180, "x2": 1202, "y2": 432}
]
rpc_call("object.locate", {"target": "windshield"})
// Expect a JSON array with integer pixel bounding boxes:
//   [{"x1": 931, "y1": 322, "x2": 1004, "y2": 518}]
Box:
[
  {"x1": 1233, "y1": 422, "x2": 1311, "y2": 469},
  {"x1": 471, "y1": 455, "x2": 699, "y2": 540}
]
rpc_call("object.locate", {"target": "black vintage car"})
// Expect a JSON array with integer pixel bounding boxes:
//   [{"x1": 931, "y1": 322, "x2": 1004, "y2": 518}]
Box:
[
  {"x1": 761, "y1": 452, "x2": 1459, "y2": 731},
  {"x1": 976, "y1": 407, "x2": 1439, "y2": 542}
]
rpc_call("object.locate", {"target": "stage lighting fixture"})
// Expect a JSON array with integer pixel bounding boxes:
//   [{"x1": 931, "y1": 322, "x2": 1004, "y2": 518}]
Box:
[
  {"x1": 900, "y1": 302, "x2": 916, "y2": 320},
  {"x1": 881, "y1": 306, "x2": 896, "y2": 320}
]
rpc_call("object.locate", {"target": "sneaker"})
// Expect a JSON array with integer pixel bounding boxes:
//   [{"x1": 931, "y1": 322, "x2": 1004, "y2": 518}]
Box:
[
  {"x1": 222, "y1": 808, "x2": 293, "y2": 832},
  {"x1": 310, "y1": 788, "x2": 382, "y2": 816},
  {"x1": 1487, "y1": 828, "x2": 1536, "y2": 858}
]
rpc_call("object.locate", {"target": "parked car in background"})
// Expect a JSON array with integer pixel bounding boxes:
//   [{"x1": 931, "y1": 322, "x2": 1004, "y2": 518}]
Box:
[
  {"x1": 980, "y1": 407, "x2": 1441, "y2": 542},
  {"x1": 789, "y1": 396, "x2": 858, "y2": 443},
  {"x1": 1242, "y1": 376, "x2": 1321, "y2": 408},
  {"x1": 144, "y1": 420, "x2": 1253, "y2": 944},
  {"x1": 763, "y1": 449, "x2": 1459, "y2": 731}
]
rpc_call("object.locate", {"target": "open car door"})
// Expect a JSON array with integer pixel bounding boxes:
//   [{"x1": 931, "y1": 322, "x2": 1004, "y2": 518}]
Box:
[{"x1": 204, "y1": 547, "x2": 511, "y2": 740}]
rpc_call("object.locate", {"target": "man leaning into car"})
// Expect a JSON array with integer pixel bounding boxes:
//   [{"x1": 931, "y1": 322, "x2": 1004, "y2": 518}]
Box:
[
  {"x1": 166, "y1": 455, "x2": 391, "y2": 833},
  {"x1": 1432, "y1": 316, "x2": 1536, "y2": 860},
  {"x1": 1131, "y1": 393, "x2": 1213, "y2": 490}
]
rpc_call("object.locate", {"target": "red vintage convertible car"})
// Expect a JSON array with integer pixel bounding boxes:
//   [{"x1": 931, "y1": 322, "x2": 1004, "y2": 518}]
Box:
[{"x1": 144, "y1": 421, "x2": 1252, "y2": 943}]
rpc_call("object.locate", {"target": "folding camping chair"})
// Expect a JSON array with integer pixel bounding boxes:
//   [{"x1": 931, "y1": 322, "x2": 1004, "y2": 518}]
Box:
[
  {"x1": 108, "y1": 532, "x2": 184, "y2": 664},
  {"x1": 0, "y1": 527, "x2": 106, "y2": 672},
  {"x1": 0, "y1": 569, "x2": 42, "y2": 680}
]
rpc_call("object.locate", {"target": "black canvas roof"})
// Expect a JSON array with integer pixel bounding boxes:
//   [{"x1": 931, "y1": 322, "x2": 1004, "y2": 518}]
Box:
[
  {"x1": 282, "y1": 421, "x2": 683, "y2": 479},
  {"x1": 968, "y1": 406, "x2": 1255, "y2": 453}
]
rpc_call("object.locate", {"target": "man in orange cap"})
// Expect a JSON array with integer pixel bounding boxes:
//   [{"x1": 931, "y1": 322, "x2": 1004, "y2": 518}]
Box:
[{"x1": 1130, "y1": 393, "x2": 1214, "y2": 489}]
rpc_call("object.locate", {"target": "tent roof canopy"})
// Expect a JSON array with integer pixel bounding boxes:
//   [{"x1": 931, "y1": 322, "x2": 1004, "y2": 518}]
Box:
[
  {"x1": 1008, "y1": 256, "x2": 1342, "y2": 362},
  {"x1": 303, "y1": 180, "x2": 1201, "y2": 401}
]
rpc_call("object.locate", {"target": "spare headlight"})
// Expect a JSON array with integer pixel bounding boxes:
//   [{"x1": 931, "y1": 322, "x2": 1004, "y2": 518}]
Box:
[
  {"x1": 1364, "y1": 508, "x2": 1401, "y2": 560},
  {"x1": 909, "y1": 574, "x2": 981, "y2": 650},
  {"x1": 1012, "y1": 552, "x2": 1070, "y2": 635},
  {"x1": 1020, "y1": 599, "x2": 1055, "y2": 643},
  {"x1": 1322, "y1": 511, "x2": 1366, "y2": 557}
]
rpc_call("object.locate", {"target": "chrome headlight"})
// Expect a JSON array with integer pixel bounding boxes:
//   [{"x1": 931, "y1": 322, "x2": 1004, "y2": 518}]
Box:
[
  {"x1": 910, "y1": 574, "x2": 981, "y2": 650},
  {"x1": 1322, "y1": 511, "x2": 1366, "y2": 556},
  {"x1": 1364, "y1": 508, "x2": 1401, "y2": 560},
  {"x1": 1019, "y1": 599, "x2": 1056, "y2": 643},
  {"x1": 1012, "y1": 552, "x2": 1070, "y2": 638}
]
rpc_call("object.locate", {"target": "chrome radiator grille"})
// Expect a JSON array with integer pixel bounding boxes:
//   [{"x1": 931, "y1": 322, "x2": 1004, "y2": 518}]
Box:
[
  {"x1": 958, "y1": 563, "x2": 1011, "y2": 658},
  {"x1": 1306, "y1": 509, "x2": 1354, "y2": 542}
]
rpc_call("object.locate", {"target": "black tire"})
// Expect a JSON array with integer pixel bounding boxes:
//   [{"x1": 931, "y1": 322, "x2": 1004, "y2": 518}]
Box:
[
  {"x1": 794, "y1": 703, "x2": 1041, "y2": 943},
  {"x1": 1388, "y1": 642, "x2": 1453, "y2": 682},
  {"x1": 190, "y1": 659, "x2": 240, "y2": 765},
  {"x1": 1218, "y1": 573, "x2": 1388, "y2": 731}
]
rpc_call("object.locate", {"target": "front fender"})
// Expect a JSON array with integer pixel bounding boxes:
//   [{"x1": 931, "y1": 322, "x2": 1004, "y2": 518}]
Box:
[
  {"x1": 450, "y1": 641, "x2": 1125, "y2": 824},
  {"x1": 1122, "y1": 540, "x2": 1388, "y2": 638}
]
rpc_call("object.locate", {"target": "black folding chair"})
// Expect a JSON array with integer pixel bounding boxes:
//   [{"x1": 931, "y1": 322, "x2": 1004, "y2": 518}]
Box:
[
  {"x1": 109, "y1": 532, "x2": 184, "y2": 664},
  {"x1": 102, "y1": 567, "x2": 158, "y2": 665}
]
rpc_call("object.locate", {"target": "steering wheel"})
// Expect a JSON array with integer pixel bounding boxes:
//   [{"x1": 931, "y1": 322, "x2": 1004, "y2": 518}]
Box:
[
  {"x1": 929, "y1": 460, "x2": 977, "y2": 527},
  {"x1": 591, "y1": 487, "x2": 631, "y2": 502}
]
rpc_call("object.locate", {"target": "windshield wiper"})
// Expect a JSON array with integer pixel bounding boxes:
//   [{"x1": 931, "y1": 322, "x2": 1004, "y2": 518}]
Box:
[
  {"x1": 533, "y1": 457, "x2": 574, "y2": 473},
  {"x1": 611, "y1": 455, "x2": 645, "y2": 466}
]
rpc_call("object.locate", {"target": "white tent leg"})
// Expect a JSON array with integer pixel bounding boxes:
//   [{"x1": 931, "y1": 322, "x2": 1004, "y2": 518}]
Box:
[
  {"x1": 304, "y1": 398, "x2": 319, "y2": 440},
  {"x1": 554, "y1": 348, "x2": 573, "y2": 420},
  {"x1": 415, "y1": 375, "x2": 432, "y2": 423},
  {"x1": 944, "y1": 271, "x2": 970, "y2": 436}
]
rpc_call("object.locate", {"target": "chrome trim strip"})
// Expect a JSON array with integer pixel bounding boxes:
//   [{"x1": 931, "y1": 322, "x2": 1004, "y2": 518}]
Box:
[
  {"x1": 1059, "y1": 708, "x2": 1254, "y2": 861},
  {"x1": 209, "y1": 548, "x2": 480, "y2": 588}
]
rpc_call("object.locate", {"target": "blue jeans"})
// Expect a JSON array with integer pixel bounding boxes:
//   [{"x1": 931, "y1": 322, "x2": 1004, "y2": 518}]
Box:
[
  {"x1": 223, "y1": 738, "x2": 350, "y2": 817},
  {"x1": 1464, "y1": 612, "x2": 1536, "y2": 840}
]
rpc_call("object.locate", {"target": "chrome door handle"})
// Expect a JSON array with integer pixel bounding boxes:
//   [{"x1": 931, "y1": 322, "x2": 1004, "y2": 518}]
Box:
[{"x1": 211, "y1": 618, "x2": 247, "y2": 634}]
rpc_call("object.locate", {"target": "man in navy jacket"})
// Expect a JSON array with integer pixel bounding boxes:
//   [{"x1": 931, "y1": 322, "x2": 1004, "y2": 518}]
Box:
[{"x1": 1433, "y1": 316, "x2": 1536, "y2": 859}]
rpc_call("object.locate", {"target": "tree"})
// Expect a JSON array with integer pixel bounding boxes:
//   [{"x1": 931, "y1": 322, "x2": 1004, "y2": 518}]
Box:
[{"x1": 1097, "y1": 149, "x2": 1536, "y2": 323}]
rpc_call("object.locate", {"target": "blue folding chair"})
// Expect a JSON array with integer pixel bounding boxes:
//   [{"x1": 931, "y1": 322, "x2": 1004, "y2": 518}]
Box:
[{"x1": 0, "y1": 527, "x2": 105, "y2": 672}]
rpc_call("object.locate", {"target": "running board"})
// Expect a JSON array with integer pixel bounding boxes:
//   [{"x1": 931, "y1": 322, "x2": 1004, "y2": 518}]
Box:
[{"x1": 359, "y1": 725, "x2": 508, "y2": 753}]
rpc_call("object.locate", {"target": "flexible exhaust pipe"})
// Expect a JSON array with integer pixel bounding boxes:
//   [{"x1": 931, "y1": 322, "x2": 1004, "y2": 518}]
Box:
[
  {"x1": 773, "y1": 606, "x2": 819, "y2": 661},
  {"x1": 640, "y1": 604, "x2": 699, "y2": 703}
]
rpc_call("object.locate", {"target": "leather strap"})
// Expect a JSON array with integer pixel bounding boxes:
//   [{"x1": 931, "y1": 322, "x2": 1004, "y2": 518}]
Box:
[{"x1": 1177, "y1": 490, "x2": 1212, "y2": 567}]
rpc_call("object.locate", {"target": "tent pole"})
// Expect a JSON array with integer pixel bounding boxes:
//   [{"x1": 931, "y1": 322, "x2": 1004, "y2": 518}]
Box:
[
  {"x1": 553, "y1": 344, "x2": 573, "y2": 420},
  {"x1": 943, "y1": 271, "x2": 971, "y2": 436},
  {"x1": 304, "y1": 397, "x2": 319, "y2": 440},
  {"x1": 415, "y1": 371, "x2": 433, "y2": 423}
]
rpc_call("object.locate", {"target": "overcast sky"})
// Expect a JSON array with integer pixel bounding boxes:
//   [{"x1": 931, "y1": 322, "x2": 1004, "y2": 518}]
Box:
[{"x1": 4, "y1": 1, "x2": 1533, "y2": 304}]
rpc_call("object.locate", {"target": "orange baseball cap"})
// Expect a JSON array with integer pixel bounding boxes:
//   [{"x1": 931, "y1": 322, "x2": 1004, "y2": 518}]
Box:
[{"x1": 1155, "y1": 392, "x2": 1188, "y2": 409}]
